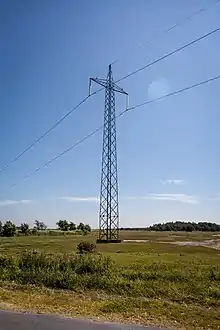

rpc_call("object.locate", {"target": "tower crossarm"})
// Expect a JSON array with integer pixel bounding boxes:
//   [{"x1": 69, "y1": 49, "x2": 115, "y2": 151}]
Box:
[{"x1": 90, "y1": 77, "x2": 128, "y2": 95}]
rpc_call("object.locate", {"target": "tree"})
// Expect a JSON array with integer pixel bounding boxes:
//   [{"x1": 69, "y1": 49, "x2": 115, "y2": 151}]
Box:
[
  {"x1": 0, "y1": 221, "x2": 2, "y2": 236},
  {"x1": 34, "y1": 220, "x2": 47, "y2": 231},
  {"x1": 76, "y1": 223, "x2": 91, "y2": 235},
  {"x1": 77, "y1": 222, "x2": 85, "y2": 231},
  {"x1": 40, "y1": 222, "x2": 47, "y2": 230},
  {"x1": 146, "y1": 221, "x2": 220, "y2": 232},
  {"x1": 69, "y1": 222, "x2": 76, "y2": 231},
  {"x1": 34, "y1": 220, "x2": 41, "y2": 231},
  {"x1": 2, "y1": 221, "x2": 16, "y2": 237},
  {"x1": 56, "y1": 220, "x2": 69, "y2": 231},
  {"x1": 84, "y1": 224, "x2": 91, "y2": 232},
  {"x1": 30, "y1": 227, "x2": 38, "y2": 235},
  {"x1": 186, "y1": 224, "x2": 194, "y2": 232},
  {"x1": 20, "y1": 223, "x2": 29, "y2": 235}
]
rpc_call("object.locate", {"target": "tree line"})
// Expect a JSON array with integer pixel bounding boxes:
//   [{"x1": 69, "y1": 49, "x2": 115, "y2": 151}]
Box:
[
  {"x1": 56, "y1": 220, "x2": 91, "y2": 234},
  {"x1": 0, "y1": 220, "x2": 91, "y2": 237},
  {"x1": 121, "y1": 221, "x2": 220, "y2": 232},
  {"x1": 0, "y1": 220, "x2": 45, "y2": 237}
]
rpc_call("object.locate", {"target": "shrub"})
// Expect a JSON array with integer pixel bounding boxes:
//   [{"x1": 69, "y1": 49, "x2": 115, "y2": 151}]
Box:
[
  {"x1": 0, "y1": 250, "x2": 114, "y2": 291},
  {"x1": 77, "y1": 241, "x2": 96, "y2": 254},
  {"x1": 0, "y1": 255, "x2": 14, "y2": 268}
]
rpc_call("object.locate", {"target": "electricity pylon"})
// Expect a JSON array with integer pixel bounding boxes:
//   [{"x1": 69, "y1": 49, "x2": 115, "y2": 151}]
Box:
[{"x1": 89, "y1": 64, "x2": 128, "y2": 243}]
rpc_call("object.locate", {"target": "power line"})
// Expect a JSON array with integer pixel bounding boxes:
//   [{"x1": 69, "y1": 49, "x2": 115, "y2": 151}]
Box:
[
  {"x1": 0, "y1": 96, "x2": 87, "y2": 174},
  {"x1": 111, "y1": 0, "x2": 220, "y2": 65},
  {"x1": 120, "y1": 74, "x2": 220, "y2": 115},
  {"x1": 159, "y1": 0, "x2": 220, "y2": 37},
  {"x1": 2, "y1": 26, "x2": 220, "y2": 174},
  {"x1": 11, "y1": 73, "x2": 220, "y2": 189},
  {"x1": 116, "y1": 26, "x2": 220, "y2": 83}
]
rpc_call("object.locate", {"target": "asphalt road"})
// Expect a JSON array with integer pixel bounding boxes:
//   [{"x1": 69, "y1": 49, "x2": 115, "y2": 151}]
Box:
[{"x1": 0, "y1": 310, "x2": 165, "y2": 330}]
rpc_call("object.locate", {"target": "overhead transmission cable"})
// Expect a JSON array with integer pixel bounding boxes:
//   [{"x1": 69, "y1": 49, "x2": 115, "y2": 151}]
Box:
[
  {"x1": 116, "y1": 26, "x2": 220, "y2": 83},
  {"x1": 11, "y1": 73, "x2": 220, "y2": 189},
  {"x1": 112, "y1": 0, "x2": 220, "y2": 65},
  {"x1": 1, "y1": 9, "x2": 220, "y2": 174}
]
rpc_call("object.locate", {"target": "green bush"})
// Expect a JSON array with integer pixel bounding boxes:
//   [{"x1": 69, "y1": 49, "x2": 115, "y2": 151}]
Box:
[
  {"x1": 77, "y1": 241, "x2": 96, "y2": 254},
  {"x1": 0, "y1": 250, "x2": 113, "y2": 291}
]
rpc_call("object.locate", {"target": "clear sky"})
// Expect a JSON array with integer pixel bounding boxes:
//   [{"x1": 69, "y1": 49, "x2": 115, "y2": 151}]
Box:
[{"x1": 1, "y1": 0, "x2": 220, "y2": 228}]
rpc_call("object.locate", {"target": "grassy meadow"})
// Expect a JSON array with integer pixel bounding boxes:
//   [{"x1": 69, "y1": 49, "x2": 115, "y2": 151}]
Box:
[{"x1": 0, "y1": 230, "x2": 220, "y2": 329}]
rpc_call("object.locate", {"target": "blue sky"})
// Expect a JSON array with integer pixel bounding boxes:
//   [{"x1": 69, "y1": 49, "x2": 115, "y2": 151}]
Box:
[{"x1": 1, "y1": 0, "x2": 220, "y2": 228}]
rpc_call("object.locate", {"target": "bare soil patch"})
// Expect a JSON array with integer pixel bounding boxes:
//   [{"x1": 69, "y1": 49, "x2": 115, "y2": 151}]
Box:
[{"x1": 159, "y1": 239, "x2": 220, "y2": 250}]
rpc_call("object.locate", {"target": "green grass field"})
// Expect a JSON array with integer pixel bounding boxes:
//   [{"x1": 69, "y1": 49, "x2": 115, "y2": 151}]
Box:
[{"x1": 0, "y1": 231, "x2": 220, "y2": 329}]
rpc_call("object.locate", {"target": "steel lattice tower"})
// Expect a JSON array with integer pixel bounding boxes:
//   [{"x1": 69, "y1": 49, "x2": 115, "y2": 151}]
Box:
[{"x1": 90, "y1": 65, "x2": 128, "y2": 243}]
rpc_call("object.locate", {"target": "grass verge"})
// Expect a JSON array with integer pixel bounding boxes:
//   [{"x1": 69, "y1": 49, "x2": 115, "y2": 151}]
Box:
[{"x1": 0, "y1": 282, "x2": 219, "y2": 330}]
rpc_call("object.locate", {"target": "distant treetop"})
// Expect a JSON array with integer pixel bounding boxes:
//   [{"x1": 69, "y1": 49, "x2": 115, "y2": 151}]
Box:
[{"x1": 121, "y1": 221, "x2": 220, "y2": 232}]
